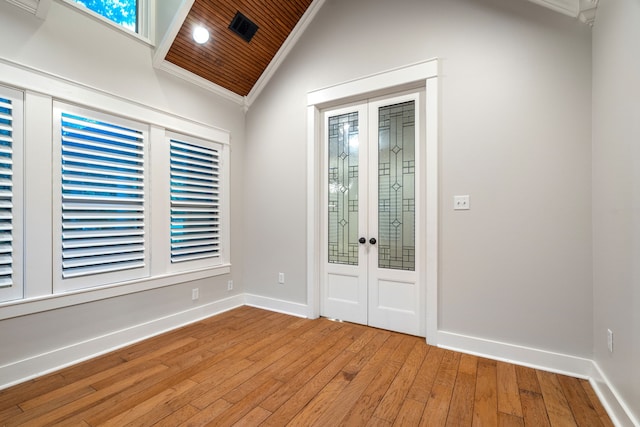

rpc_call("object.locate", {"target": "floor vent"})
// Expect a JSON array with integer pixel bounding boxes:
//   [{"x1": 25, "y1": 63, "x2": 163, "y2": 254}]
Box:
[{"x1": 229, "y1": 11, "x2": 258, "y2": 43}]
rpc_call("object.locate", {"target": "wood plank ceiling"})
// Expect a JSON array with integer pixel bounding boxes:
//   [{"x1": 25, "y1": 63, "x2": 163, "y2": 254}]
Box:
[{"x1": 165, "y1": 0, "x2": 314, "y2": 97}]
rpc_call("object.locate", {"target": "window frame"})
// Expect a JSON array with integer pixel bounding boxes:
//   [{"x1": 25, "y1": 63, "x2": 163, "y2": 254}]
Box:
[
  {"x1": 166, "y1": 131, "x2": 226, "y2": 271},
  {"x1": 0, "y1": 58, "x2": 231, "y2": 319},
  {"x1": 52, "y1": 102, "x2": 151, "y2": 293},
  {"x1": 61, "y1": 0, "x2": 155, "y2": 45},
  {"x1": 0, "y1": 85, "x2": 24, "y2": 303}
]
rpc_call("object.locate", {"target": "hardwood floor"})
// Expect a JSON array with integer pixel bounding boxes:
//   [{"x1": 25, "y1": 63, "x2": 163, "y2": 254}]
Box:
[{"x1": 0, "y1": 306, "x2": 613, "y2": 426}]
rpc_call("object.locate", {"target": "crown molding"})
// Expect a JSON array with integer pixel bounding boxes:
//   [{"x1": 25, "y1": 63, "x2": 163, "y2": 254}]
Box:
[
  {"x1": 157, "y1": 60, "x2": 245, "y2": 106},
  {"x1": 527, "y1": 0, "x2": 580, "y2": 17},
  {"x1": 526, "y1": 0, "x2": 598, "y2": 25},
  {"x1": 4, "y1": 0, "x2": 51, "y2": 17},
  {"x1": 5, "y1": 0, "x2": 38, "y2": 14},
  {"x1": 578, "y1": 0, "x2": 598, "y2": 25}
]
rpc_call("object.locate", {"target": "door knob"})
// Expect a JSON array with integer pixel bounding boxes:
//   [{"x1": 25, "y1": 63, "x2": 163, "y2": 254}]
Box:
[
  {"x1": 369, "y1": 238, "x2": 377, "y2": 245},
  {"x1": 359, "y1": 237, "x2": 366, "y2": 244}
]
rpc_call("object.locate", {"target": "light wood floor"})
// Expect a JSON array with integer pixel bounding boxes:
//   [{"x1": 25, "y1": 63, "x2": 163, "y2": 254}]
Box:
[{"x1": 0, "y1": 306, "x2": 612, "y2": 426}]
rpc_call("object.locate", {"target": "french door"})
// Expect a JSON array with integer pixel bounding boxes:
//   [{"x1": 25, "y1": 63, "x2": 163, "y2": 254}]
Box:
[{"x1": 321, "y1": 91, "x2": 425, "y2": 336}]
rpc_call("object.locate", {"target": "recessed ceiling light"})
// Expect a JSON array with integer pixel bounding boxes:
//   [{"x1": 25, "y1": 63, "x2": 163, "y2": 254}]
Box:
[{"x1": 193, "y1": 26, "x2": 210, "y2": 44}]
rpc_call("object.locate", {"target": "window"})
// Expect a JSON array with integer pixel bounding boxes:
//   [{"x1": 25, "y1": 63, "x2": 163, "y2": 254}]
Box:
[
  {"x1": 67, "y1": 0, "x2": 151, "y2": 40},
  {"x1": 0, "y1": 86, "x2": 23, "y2": 303},
  {"x1": 53, "y1": 103, "x2": 150, "y2": 292},
  {"x1": 72, "y1": 0, "x2": 137, "y2": 31},
  {"x1": 0, "y1": 61, "x2": 230, "y2": 310},
  {"x1": 169, "y1": 134, "x2": 222, "y2": 266}
]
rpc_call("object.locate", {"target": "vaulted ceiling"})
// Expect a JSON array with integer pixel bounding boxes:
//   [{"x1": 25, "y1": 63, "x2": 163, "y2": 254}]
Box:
[
  {"x1": 6, "y1": 0, "x2": 598, "y2": 108},
  {"x1": 165, "y1": 0, "x2": 314, "y2": 97},
  {"x1": 151, "y1": 0, "x2": 597, "y2": 107}
]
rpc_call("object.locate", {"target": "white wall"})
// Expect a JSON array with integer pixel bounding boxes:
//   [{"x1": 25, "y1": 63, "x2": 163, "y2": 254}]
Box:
[
  {"x1": 592, "y1": 0, "x2": 640, "y2": 423},
  {"x1": 3, "y1": 1, "x2": 627, "y2": 418},
  {"x1": 245, "y1": 0, "x2": 593, "y2": 357},
  {"x1": 0, "y1": 1, "x2": 245, "y2": 385}
]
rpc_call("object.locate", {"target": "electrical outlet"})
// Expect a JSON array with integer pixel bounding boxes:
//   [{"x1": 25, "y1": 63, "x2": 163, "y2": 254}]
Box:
[
  {"x1": 454, "y1": 195, "x2": 470, "y2": 210},
  {"x1": 227, "y1": 280, "x2": 233, "y2": 291},
  {"x1": 278, "y1": 272, "x2": 285, "y2": 284},
  {"x1": 607, "y1": 329, "x2": 613, "y2": 353},
  {"x1": 191, "y1": 288, "x2": 199, "y2": 301}
]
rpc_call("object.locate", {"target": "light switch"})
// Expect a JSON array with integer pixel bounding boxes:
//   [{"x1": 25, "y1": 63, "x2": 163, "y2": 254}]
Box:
[{"x1": 454, "y1": 195, "x2": 470, "y2": 210}]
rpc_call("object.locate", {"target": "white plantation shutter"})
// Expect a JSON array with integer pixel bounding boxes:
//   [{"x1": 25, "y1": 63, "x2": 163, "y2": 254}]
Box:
[
  {"x1": 0, "y1": 98, "x2": 14, "y2": 288},
  {"x1": 170, "y1": 137, "x2": 220, "y2": 263},
  {"x1": 58, "y1": 107, "x2": 148, "y2": 284},
  {"x1": 0, "y1": 87, "x2": 23, "y2": 302}
]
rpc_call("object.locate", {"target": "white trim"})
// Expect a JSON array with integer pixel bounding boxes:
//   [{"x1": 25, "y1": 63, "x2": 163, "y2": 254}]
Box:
[
  {"x1": 0, "y1": 58, "x2": 230, "y2": 145},
  {"x1": 0, "y1": 85, "x2": 25, "y2": 303},
  {"x1": 0, "y1": 58, "x2": 233, "y2": 320},
  {"x1": 590, "y1": 362, "x2": 640, "y2": 427},
  {"x1": 152, "y1": 0, "x2": 194, "y2": 68},
  {"x1": 0, "y1": 265, "x2": 231, "y2": 320},
  {"x1": 23, "y1": 91, "x2": 53, "y2": 299},
  {"x1": 149, "y1": 125, "x2": 171, "y2": 278},
  {"x1": 245, "y1": 0, "x2": 327, "y2": 107},
  {"x1": 527, "y1": 0, "x2": 579, "y2": 17},
  {"x1": 0, "y1": 294, "x2": 244, "y2": 390},
  {"x1": 52, "y1": 102, "x2": 152, "y2": 293},
  {"x1": 35, "y1": 0, "x2": 53, "y2": 18},
  {"x1": 219, "y1": 142, "x2": 231, "y2": 267},
  {"x1": 4, "y1": 0, "x2": 39, "y2": 14},
  {"x1": 438, "y1": 330, "x2": 593, "y2": 379},
  {"x1": 307, "y1": 60, "x2": 439, "y2": 108},
  {"x1": 156, "y1": 61, "x2": 245, "y2": 107},
  {"x1": 438, "y1": 331, "x2": 640, "y2": 427},
  {"x1": 151, "y1": 0, "x2": 244, "y2": 108},
  {"x1": 165, "y1": 131, "x2": 226, "y2": 271},
  {"x1": 150, "y1": 0, "x2": 327, "y2": 109},
  {"x1": 578, "y1": 0, "x2": 599, "y2": 26},
  {"x1": 140, "y1": 0, "x2": 155, "y2": 44},
  {"x1": 58, "y1": 0, "x2": 154, "y2": 46},
  {"x1": 306, "y1": 105, "x2": 321, "y2": 319},
  {"x1": 438, "y1": 330, "x2": 638, "y2": 426},
  {"x1": 306, "y1": 59, "x2": 439, "y2": 343},
  {"x1": 425, "y1": 75, "x2": 439, "y2": 345},
  {"x1": 525, "y1": 0, "x2": 598, "y2": 25},
  {"x1": 1, "y1": 297, "x2": 636, "y2": 426},
  {"x1": 244, "y1": 294, "x2": 309, "y2": 319}
]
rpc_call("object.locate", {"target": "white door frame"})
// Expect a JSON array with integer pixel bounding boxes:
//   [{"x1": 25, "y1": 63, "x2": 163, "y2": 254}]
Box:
[{"x1": 306, "y1": 59, "x2": 440, "y2": 345}]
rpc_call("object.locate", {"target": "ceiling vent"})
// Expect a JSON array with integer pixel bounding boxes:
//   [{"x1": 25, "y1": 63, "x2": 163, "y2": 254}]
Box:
[{"x1": 229, "y1": 11, "x2": 258, "y2": 43}]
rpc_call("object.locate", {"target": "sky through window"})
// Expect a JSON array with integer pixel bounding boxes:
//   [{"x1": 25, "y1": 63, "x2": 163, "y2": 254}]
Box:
[{"x1": 73, "y1": 0, "x2": 137, "y2": 32}]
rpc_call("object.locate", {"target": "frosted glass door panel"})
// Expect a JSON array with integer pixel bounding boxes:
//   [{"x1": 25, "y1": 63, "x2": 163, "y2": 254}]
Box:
[
  {"x1": 328, "y1": 112, "x2": 359, "y2": 266},
  {"x1": 377, "y1": 101, "x2": 415, "y2": 271}
]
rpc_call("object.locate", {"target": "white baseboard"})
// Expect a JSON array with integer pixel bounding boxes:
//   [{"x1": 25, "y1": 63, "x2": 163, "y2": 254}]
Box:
[
  {"x1": 589, "y1": 361, "x2": 639, "y2": 427},
  {"x1": 437, "y1": 330, "x2": 593, "y2": 379},
  {"x1": 243, "y1": 293, "x2": 309, "y2": 318},
  {"x1": 0, "y1": 294, "x2": 244, "y2": 390},
  {"x1": 1, "y1": 298, "x2": 636, "y2": 427},
  {"x1": 438, "y1": 331, "x2": 640, "y2": 427}
]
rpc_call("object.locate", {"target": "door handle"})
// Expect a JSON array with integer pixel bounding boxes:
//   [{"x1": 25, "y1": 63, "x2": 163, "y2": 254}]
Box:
[
  {"x1": 359, "y1": 237, "x2": 366, "y2": 244},
  {"x1": 369, "y1": 238, "x2": 377, "y2": 245}
]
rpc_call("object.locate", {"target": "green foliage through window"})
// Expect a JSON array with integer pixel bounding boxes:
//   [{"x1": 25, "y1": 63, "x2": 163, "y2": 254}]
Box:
[{"x1": 73, "y1": 0, "x2": 138, "y2": 32}]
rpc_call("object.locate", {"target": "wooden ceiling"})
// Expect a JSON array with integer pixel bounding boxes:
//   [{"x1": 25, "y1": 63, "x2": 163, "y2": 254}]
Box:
[{"x1": 165, "y1": 0, "x2": 314, "y2": 97}]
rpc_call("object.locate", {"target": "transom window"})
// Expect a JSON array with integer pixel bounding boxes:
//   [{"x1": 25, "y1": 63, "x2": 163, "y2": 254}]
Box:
[{"x1": 72, "y1": 0, "x2": 138, "y2": 31}]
